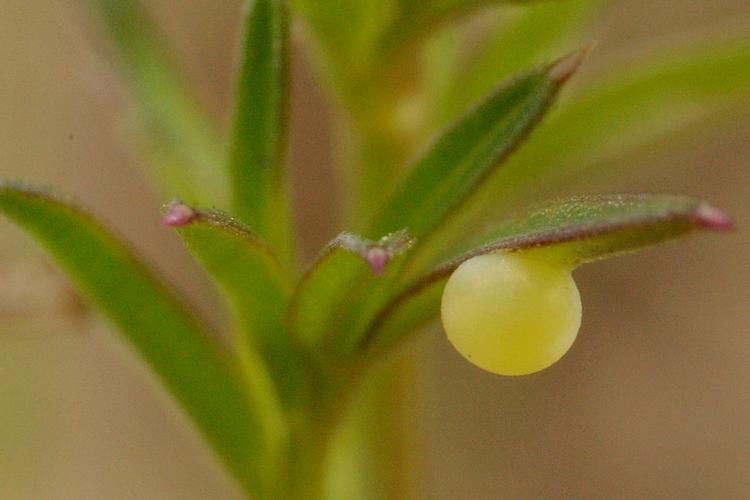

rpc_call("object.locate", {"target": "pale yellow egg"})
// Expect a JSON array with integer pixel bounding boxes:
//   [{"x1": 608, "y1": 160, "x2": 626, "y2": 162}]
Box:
[{"x1": 440, "y1": 252, "x2": 581, "y2": 376}]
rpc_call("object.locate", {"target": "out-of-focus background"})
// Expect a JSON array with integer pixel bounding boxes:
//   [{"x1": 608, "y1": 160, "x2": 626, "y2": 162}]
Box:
[{"x1": 1, "y1": 1, "x2": 748, "y2": 498}]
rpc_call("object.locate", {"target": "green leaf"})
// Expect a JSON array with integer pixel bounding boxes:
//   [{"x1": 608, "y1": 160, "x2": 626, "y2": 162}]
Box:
[
  {"x1": 0, "y1": 183, "x2": 283, "y2": 498},
  {"x1": 411, "y1": 0, "x2": 554, "y2": 14},
  {"x1": 361, "y1": 194, "x2": 733, "y2": 354},
  {"x1": 228, "y1": 0, "x2": 295, "y2": 265},
  {"x1": 360, "y1": 274, "x2": 445, "y2": 359},
  {"x1": 470, "y1": 194, "x2": 734, "y2": 264},
  {"x1": 382, "y1": 0, "x2": 567, "y2": 56},
  {"x1": 90, "y1": 0, "x2": 225, "y2": 206},
  {"x1": 368, "y1": 49, "x2": 585, "y2": 244},
  {"x1": 436, "y1": 0, "x2": 604, "y2": 125},
  {"x1": 163, "y1": 202, "x2": 303, "y2": 409},
  {"x1": 288, "y1": 231, "x2": 414, "y2": 355},
  {"x1": 483, "y1": 37, "x2": 750, "y2": 207}
]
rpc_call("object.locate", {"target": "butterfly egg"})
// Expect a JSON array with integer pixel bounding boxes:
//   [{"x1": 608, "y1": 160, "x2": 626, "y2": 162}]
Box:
[{"x1": 440, "y1": 252, "x2": 581, "y2": 376}]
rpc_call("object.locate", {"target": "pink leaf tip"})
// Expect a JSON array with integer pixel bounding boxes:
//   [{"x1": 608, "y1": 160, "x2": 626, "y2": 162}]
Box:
[
  {"x1": 162, "y1": 200, "x2": 197, "y2": 227},
  {"x1": 547, "y1": 43, "x2": 594, "y2": 83},
  {"x1": 366, "y1": 247, "x2": 390, "y2": 276},
  {"x1": 693, "y1": 203, "x2": 735, "y2": 232}
]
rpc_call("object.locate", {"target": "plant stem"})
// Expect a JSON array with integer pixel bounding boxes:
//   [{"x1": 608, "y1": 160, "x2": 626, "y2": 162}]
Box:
[
  {"x1": 284, "y1": 362, "x2": 361, "y2": 500},
  {"x1": 316, "y1": 46, "x2": 426, "y2": 499},
  {"x1": 285, "y1": 419, "x2": 329, "y2": 500}
]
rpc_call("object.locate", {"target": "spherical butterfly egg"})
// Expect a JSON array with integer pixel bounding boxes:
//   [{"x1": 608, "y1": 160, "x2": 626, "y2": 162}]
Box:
[{"x1": 440, "y1": 252, "x2": 581, "y2": 376}]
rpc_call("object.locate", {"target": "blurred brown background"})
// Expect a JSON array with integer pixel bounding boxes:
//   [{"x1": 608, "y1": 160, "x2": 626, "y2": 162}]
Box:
[{"x1": 1, "y1": 1, "x2": 748, "y2": 498}]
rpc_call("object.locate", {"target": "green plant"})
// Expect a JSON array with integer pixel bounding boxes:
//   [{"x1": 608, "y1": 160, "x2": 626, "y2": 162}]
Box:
[{"x1": 2, "y1": 0, "x2": 746, "y2": 498}]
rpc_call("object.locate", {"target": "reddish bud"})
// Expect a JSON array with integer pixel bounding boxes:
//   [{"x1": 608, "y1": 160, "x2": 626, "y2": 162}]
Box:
[
  {"x1": 366, "y1": 247, "x2": 390, "y2": 276},
  {"x1": 694, "y1": 203, "x2": 735, "y2": 232},
  {"x1": 162, "y1": 201, "x2": 197, "y2": 227}
]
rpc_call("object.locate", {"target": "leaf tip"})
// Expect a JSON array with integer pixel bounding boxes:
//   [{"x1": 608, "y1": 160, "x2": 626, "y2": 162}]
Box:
[
  {"x1": 162, "y1": 200, "x2": 197, "y2": 227},
  {"x1": 342, "y1": 229, "x2": 414, "y2": 276},
  {"x1": 547, "y1": 43, "x2": 594, "y2": 83},
  {"x1": 693, "y1": 203, "x2": 735, "y2": 232},
  {"x1": 366, "y1": 247, "x2": 389, "y2": 276}
]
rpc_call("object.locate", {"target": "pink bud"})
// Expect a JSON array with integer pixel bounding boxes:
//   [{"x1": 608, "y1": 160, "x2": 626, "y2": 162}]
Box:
[
  {"x1": 162, "y1": 201, "x2": 197, "y2": 227},
  {"x1": 366, "y1": 247, "x2": 390, "y2": 276},
  {"x1": 694, "y1": 203, "x2": 735, "y2": 232}
]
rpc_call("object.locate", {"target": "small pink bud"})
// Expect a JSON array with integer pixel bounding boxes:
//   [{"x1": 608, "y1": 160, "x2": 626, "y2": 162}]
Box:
[
  {"x1": 694, "y1": 203, "x2": 735, "y2": 232},
  {"x1": 162, "y1": 201, "x2": 197, "y2": 227},
  {"x1": 366, "y1": 247, "x2": 390, "y2": 276}
]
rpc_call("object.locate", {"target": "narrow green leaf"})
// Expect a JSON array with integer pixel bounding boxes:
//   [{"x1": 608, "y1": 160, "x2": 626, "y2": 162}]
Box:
[
  {"x1": 288, "y1": 234, "x2": 373, "y2": 348},
  {"x1": 163, "y1": 202, "x2": 303, "y2": 410},
  {"x1": 362, "y1": 194, "x2": 733, "y2": 354},
  {"x1": 397, "y1": 0, "x2": 561, "y2": 29},
  {"x1": 468, "y1": 194, "x2": 734, "y2": 264},
  {"x1": 228, "y1": 0, "x2": 294, "y2": 264},
  {"x1": 369, "y1": 49, "x2": 585, "y2": 243},
  {"x1": 0, "y1": 183, "x2": 280, "y2": 498},
  {"x1": 484, "y1": 37, "x2": 750, "y2": 207},
  {"x1": 288, "y1": 231, "x2": 413, "y2": 354},
  {"x1": 361, "y1": 275, "x2": 445, "y2": 358},
  {"x1": 165, "y1": 203, "x2": 289, "y2": 344},
  {"x1": 411, "y1": 0, "x2": 555, "y2": 13},
  {"x1": 436, "y1": 0, "x2": 604, "y2": 124},
  {"x1": 382, "y1": 0, "x2": 566, "y2": 56},
  {"x1": 90, "y1": 0, "x2": 225, "y2": 205}
]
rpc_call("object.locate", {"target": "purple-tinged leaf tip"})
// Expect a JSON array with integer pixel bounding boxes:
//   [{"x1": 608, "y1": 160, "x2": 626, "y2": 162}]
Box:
[
  {"x1": 162, "y1": 201, "x2": 197, "y2": 227},
  {"x1": 363, "y1": 229, "x2": 414, "y2": 276},
  {"x1": 366, "y1": 247, "x2": 390, "y2": 276},
  {"x1": 693, "y1": 203, "x2": 735, "y2": 232},
  {"x1": 336, "y1": 230, "x2": 414, "y2": 276},
  {"x1": 547, "y1": 44, "x2": 592, "y2": 83}
]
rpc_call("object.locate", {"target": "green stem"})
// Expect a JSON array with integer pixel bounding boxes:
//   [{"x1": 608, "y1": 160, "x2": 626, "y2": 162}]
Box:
[
  {"x1": 336, "y1": 117, "x2": 409, "y2": 230},
  {"x1": 286, "y1": 420, "x2": 329, "y2": 500},
  {"x1": 357, "y1": 358, "x2": 417, "y2": 499},
  {"x1": 317, "y1": 39, "x2": 426, "y2": 499},
  {"x1": 330, "y1": 56, "x2": 422, "y2": 232},
  {"x1": 284, "y1": 362, "x2": 361, "y2": 500},
  {"x1": 336, "y1": 73, "x2": 422, "y2": 500}
]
